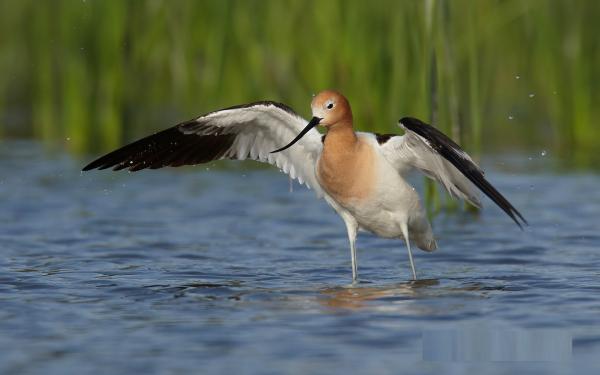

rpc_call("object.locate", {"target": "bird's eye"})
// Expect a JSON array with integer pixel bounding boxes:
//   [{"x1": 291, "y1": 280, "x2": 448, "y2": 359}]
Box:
[{"x1": 325, "y1": 100, "x2": 334, "y2": 110}]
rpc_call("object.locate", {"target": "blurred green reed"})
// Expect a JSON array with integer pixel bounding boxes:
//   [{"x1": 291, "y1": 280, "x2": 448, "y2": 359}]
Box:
[{"x1": 0, "y1": 0, "x2": 598, "y2": 168}]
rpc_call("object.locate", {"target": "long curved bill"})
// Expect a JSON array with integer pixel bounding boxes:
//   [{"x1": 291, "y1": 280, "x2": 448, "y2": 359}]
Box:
[{"x1": 271, "y1": 116, "x2": 322, "y2": 153}]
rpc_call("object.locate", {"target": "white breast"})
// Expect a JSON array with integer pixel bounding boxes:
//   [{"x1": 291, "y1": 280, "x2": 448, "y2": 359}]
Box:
[{"x1": 324, "y1": 134, "x2": 424, "y2": 239}]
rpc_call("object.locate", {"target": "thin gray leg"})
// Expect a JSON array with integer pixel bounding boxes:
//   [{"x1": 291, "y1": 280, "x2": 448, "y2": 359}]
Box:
[
  {"x1": 400, "y1": 222, "x2": 417, "y2": 281},
  {"x1": 342, "y1": 215, "x2": 359, "y2": 282}
]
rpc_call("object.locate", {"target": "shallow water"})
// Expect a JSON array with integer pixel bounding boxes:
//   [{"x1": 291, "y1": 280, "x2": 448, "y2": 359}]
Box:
[{"x1": 1, "y1": 141, "x2": 599, "y2": 374}]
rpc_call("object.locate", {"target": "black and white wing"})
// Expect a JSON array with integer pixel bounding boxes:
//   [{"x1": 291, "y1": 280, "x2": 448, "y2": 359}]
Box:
[
  {"x1": 379, "y1": 117, "x2": 527, "y2": 228},
  {"x1": 82, "y1": 101, "x2": 324, "y2": 197}
]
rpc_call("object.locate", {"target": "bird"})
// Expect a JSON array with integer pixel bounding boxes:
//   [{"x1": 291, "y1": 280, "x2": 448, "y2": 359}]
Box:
[{"x1": 83, "y1": 90, "x2": 527, "y2": 282}]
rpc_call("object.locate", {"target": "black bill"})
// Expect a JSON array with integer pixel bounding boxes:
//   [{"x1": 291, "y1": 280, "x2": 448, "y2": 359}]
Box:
[{"x1": 271, "y1": 116, "x2": 322, "y2": 153}]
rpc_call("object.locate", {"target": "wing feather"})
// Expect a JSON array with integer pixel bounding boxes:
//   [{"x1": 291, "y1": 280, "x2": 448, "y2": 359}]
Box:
[
  {"x1": 379, "y1": 117, "x2": 527, "y2": 228},
  {"x1": 82, "y1": 101, "x2": 324, "y2": 197}
]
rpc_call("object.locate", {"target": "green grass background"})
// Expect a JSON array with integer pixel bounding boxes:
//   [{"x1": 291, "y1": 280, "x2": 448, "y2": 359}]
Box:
[{"x1": 0, "y1": 0, "x2": 598, "y2": 167}]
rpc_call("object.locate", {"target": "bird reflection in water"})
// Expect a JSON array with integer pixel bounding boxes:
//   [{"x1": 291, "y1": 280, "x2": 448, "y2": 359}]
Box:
[{"x1": 319, "y1": 279, "x2": 439, "y2": 310}]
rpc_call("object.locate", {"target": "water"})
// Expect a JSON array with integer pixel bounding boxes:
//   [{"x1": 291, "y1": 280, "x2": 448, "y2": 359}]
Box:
[{"x1": 1, "y1": 141, "x2": 599, "y2": 374}]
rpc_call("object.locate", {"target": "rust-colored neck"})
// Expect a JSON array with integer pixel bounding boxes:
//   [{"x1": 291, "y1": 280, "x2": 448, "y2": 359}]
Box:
[
  {"x1": 323, "y1": 121, "x2": 357, "y2": 154},
  {"x1": 318, "y1": 122, "x2": 375, "y2": 204}
]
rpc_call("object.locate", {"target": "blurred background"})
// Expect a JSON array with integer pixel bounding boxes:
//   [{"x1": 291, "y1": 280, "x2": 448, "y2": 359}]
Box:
[
  {"x1": 0, "y1": 0, "x2": 598, "y2": 165},
  {"x1": 2, "y1": 3, "x2": 600, "y2": 373}
]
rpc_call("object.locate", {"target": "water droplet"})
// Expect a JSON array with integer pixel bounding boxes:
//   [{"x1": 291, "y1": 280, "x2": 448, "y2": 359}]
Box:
[
  {"x1": 66, "y1": 137, "x2": 71, "y2": 141},
  {"x1": 540, "y1": 150, "x2": 547, "y2": 157},
  {"x1": 508, "y1": 115, "x2": 514, "y2": 120},
  {"x1": 528, "y1": 157, "x2": 533, "y2": 161},
  {"x1": 529, "y1": 93, "x2": 535, "y2": 98},
  {"x1": 515, "y1": 75, "x2": 520, "y2": 80}
]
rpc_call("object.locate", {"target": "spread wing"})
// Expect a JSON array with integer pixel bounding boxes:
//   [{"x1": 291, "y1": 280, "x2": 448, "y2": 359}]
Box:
[
  {"x1": 82, "y1": 101, "x2": 324, "y2": 197},
  {"x1": 379, "y1": 117, "x2": 527, "y2": 228}
]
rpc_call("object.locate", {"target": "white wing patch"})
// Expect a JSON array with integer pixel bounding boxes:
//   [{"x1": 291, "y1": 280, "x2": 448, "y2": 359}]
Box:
[
  {"x1": 377, "y1": 131, "x2": 482, "y2": 207},
  {"x1": 376, "y1": 117, "x2": 527, "y2": 228},
  {"x1": 183, "y1": 103, "x2": 324, "y2": 196},
  {"x1": 83, "y1": 101, "x2": 324, "y2": 197}
]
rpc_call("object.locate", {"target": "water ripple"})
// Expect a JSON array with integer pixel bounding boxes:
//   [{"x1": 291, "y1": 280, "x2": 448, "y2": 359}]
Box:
[{"x1": 0, "y1": 142, "x2": 599, "y2": 374}]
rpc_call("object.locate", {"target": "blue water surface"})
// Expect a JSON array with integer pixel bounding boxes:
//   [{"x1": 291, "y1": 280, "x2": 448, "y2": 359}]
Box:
[{"x1": 1, "y1": 141, "x2": 599, "y2": 374}]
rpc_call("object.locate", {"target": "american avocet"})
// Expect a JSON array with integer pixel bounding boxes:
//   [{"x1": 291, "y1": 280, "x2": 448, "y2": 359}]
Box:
[{"x1": 83, "y1": 90, "x2": 526, "y2": 281}]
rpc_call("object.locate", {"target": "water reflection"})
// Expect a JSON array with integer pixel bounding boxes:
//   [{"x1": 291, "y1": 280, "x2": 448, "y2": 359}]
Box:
[
  {"x1": 318, "y1": 279, "x2": 510, "y2": 312},
  {"x1": 2, "y1": 143, "x2": 600, "y2": 374},
  {"x1": 318, "y1": 279, "x2": 436, "y2": 310}
]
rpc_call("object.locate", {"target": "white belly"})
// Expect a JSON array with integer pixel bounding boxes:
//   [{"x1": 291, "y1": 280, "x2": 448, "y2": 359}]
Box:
[
  {"x1": 318, "y1": 139, "x2": 435, "y2": 250},
  {"x1": 343, "y1": 160, "x2": 422, "y2": 238}
]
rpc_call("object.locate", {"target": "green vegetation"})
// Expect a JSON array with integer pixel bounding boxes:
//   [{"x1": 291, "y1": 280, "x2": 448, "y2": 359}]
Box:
[{"x1": 0, "y1": 0, "x2": 598, "y2": 168}]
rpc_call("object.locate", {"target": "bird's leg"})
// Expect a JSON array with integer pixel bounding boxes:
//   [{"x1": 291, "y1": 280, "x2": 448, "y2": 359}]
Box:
[
  {"x1": 342, "y1": 215, "x2": 359, "y2": 282},
  {"x1": 350, "y1": 233, "x2": 358, "y2": 282},
  {"x1": 400, "y1": 222, "x2": 417, "y2": 281}
]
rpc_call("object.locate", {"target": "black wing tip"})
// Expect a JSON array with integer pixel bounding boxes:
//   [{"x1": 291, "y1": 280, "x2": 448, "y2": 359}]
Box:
[
  {"x1": 510, "y1": 212, "x2": 526, "y2": 230},
  {"x1": 399, "y1": 117, "x2": 426, "y2": 127},
  {"x1": 81, "y1": 157, "x2": 126, "y2": 172},
  {"x1": 481, "y1": 180, "x2": 529, "y2": 230},
  {"x1": 513, "y1": 210, "x2": 529, "y2": 230},
  {"x1": 473, "y1": 178, "x2": 529, "y2": 230},
  {"x1": 82, "y1": 161, "x2": 102, "y2": 172},
  {"x1": 498, "y1": 197, "x2": 528, "y2": 229},
  {"x1": 83, "y1": 165, "x2": 132, "y2": 172},
  {"x1": 399, "y1": 116, "x2": 530, "y2": 230},
  {"x1": 82, "y1": 101, "x2": 294, "y2": 172}
]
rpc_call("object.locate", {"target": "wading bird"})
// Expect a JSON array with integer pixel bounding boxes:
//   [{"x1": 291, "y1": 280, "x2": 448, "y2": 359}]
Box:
[{"x1": 83, "y1": 90, "x2": 526, "y2": 281}]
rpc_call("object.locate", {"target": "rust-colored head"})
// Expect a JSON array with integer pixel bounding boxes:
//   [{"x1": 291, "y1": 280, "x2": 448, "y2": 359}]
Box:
[
  {"x1": 310, "y1": 90, "x2": 353, "y2": 128},
  {"x1": 271, "y1": 90, "x2": 353, "y2": 153}
]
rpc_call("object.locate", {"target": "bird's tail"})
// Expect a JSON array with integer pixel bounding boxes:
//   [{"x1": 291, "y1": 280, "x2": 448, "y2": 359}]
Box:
[
  {"x1": 416, "y1": 236, "x2": 437, "y2": 252},
  {"x1": 411, "y1": 221, "x2": 437, "y2": 252}
]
